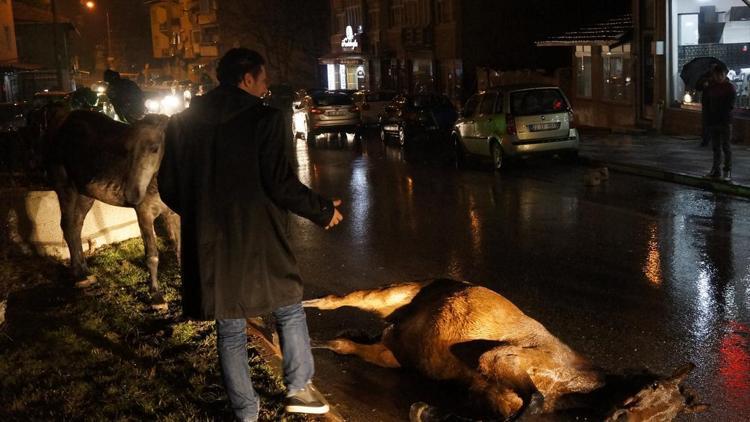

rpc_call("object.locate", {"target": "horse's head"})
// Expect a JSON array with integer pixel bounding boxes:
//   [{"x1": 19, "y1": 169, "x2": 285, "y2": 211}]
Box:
[
  {"x1": 124, "y1": 114, "x2": 169, "y2": 205},
  {"x1": 605, "y1": 363, "x2": 708, "y2": 421}
]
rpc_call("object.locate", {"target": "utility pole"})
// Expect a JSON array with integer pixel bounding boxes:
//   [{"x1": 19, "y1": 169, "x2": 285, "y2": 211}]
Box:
[
  {"x1": 106, "y1": 9, "x2": 113, "y2": 68},
  {"x1": 50, "y1": 0, "x2": 63, "y2": 89}
]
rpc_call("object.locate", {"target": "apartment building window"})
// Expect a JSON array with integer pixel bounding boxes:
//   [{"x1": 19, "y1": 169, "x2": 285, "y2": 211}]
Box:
[
  {"x1": 404, "y1": 0, "x2": 418, "y2": 26},
  {"x1": 390, "y1": 0, "x2": 403, "y2": 28},
  {"x1": 345, "y1": 1, "x2": 362, "y2": 28},
  {"x1": 198, "y1": 0, "x2": 216, "y2": 13},
  {"x1": 602, "y1": 44, "x2": 632, "y2": 102},
  {"x1": 369, "y1": 8, "x2": 379, "y2": 29},
  {"x1": 575, "y1": 46, "x2": 592, "y2": 98},
  {"x1": 201, "y1": 25, "x2": 219, "y2": 45},
  {"x1": 436, "y1": 0, "x2": 452, "y2": 23},
  {"x1": 336, "y1": 12, "x2": 345, "y2": 32}
]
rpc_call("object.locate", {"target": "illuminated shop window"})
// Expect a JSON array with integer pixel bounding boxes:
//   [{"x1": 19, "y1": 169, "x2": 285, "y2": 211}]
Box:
[
  {"x1": 671, "y1": 0, "x2": 750, "y2": 109},
  {"x1": 327, "y1": 64, "x2": 336, "y2": 91}
]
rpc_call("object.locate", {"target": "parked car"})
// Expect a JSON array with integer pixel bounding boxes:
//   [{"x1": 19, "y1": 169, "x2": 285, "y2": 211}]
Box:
[
  {"x1": 452, "y1": 84, "x2": 579, "y2": 170},
  {"x1": 293, "y1": 90, "x2": 360, "y2": 141},
  {"x1": 379, "y1": 93, "x2": 458, "y2": 147},
  {"x1": 352, "y1": 90, "x2": 398, "y2": 126},
  {"x1": 0, "y1": 102, "x2": 26, "y2": 132}
]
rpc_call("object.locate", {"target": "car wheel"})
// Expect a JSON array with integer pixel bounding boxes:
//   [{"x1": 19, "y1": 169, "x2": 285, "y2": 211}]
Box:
[
  {"x1": 398, "y1": 126, "x2": 406, "y2": 147},
  {"x1": 491, "y1": 142, "x2": 504, "y2": 171}
]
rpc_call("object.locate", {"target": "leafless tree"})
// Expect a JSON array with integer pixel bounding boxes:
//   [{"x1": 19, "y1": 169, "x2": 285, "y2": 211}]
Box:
[{"x1": 220, "y1": 0, "x2": 329, "y2": 87}]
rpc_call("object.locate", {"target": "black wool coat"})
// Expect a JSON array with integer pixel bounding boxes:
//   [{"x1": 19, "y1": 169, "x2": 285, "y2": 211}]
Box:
[{"x1": 158, "y1": 85, "x2": 334, "y2": 320}]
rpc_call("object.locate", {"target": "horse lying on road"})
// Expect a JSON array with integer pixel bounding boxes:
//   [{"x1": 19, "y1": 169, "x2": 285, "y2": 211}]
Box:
[
  {"x1": 304, "y1": 279, "x2": 707, "y2": 421},
  {"x1": 47, "y1": 110, "x2": 179, "y2": 309}
]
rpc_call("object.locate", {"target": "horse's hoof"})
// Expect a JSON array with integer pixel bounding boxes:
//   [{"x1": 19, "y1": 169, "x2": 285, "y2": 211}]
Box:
[
  {"x1": 74, "y1": 275, "x2": 97, "y2": 288},
  {"x1": 150, "y1": 293, "x2": 168, "y2": 311},
  {"x1": 150, "y1": 302, "x2": 168, "y2": 311}
]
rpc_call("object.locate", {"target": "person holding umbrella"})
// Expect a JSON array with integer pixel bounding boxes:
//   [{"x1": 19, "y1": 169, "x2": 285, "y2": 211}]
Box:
[{"x1": 702, "y1": 64, "x2": 736, "y2": 180}]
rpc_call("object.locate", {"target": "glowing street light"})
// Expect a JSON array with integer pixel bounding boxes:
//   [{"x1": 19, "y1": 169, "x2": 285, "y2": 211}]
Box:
[{"x1": 82, "y1": 1, "x2": 113, "y2": 67}]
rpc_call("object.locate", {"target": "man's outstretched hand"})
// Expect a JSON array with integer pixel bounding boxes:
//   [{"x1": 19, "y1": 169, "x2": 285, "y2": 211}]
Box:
[{"x1": 326, "y1": 199, "x2": 343, "y2": 230}]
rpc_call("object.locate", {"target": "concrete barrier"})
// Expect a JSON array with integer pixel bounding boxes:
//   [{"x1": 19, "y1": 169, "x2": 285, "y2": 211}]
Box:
[{"x1": 1, "y1": 189, "x2": 141, "y2": 259}]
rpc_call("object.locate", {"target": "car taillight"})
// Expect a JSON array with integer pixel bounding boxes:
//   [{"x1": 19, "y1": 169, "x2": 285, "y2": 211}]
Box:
[
  {"x1": 568, "y1": 110, "x2": 576, "y2": 128},
  {"x1": 310, "y1": 108, "x2": 324, "y2": 115},
  {"x1": 506, "y1": 113, "x2": 516, "y2": 135}
]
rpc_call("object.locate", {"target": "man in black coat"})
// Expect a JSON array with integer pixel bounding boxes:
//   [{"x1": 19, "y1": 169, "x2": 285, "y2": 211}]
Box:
[
  {"x1": 158, "y1": 48, "x2": 342, "y2": 421},
  {"x1": 104, "y1": 69, "x2": 145, "y2": 124},
  {"x1": 702, "y1": 65, "x2": 736, "y2": 180}
]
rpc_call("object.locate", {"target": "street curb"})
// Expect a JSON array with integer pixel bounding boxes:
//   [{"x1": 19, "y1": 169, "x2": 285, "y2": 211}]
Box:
[{"x1": 579, "y1": 155, "x2": 750, "y2": 199}]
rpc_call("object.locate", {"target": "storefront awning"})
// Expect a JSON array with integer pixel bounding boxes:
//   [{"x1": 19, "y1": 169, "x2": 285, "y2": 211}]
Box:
[
  {"x1": 0, "y1": 61, "x2": 44, "y2": 72},
  {"x1": 535, "y1": 14, "x2": 633, "y2": 47}
]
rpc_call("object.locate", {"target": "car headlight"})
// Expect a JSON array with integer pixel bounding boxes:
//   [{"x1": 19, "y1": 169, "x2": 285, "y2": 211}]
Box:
[
  {"x1": 160, "y1": 95, "x2": 181, "y2": 115},
  {"x1": 145, "y1": 99, "x2": 160, "y2": 114}
]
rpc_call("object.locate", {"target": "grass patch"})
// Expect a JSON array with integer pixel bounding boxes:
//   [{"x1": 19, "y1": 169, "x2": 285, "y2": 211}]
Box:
[{"x1": 0, "y1": 239, "x2": 310, "y2": 421}]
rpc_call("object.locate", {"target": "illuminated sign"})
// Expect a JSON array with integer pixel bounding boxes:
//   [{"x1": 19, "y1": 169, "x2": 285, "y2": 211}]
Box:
[{"x1": 341, "y1": 25, "x2": 359, "y2": 50}]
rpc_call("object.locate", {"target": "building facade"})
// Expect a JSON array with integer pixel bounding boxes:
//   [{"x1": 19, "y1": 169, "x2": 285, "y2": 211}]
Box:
[
  {"x1": 324, "y1": 0, "x2": 628, "y2": 105},
  {"x1": 540, "y1": 0, "x2": 749, "y2": 140},
  {"x1": 145, "y1": 0, "x2": 220, "y2": 83},
  {"x1": 144, "y1": 0, "x2": 328, "y2": 89},
  {"x1": 0, "y1": 0, "x2": 18, "y2": 65},
  {"x1": 323, "y1": 0, "x2": 462, "y2": 99}
]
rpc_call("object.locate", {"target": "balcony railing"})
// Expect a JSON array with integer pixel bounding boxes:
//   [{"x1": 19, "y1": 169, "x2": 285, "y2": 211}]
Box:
[
  {"x1": 401, "y1": 27, "x2": 433, "y2": 49},
  {"x1": 199, "y1": 45, "x2": 219, "y2": 57}
]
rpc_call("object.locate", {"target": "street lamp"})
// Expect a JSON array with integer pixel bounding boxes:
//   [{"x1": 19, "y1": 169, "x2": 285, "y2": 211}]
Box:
[
  {"x1": 50, "y1": 0, "x2": 63, "y2": 89},
  {"x1": 83, "y1": 1, "x2": 113, "y2": 68}
]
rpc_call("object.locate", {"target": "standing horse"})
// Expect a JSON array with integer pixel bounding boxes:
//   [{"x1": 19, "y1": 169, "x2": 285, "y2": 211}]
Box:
[{"x1": 47, "y1": 109, "x2": 179, "y2": 309}]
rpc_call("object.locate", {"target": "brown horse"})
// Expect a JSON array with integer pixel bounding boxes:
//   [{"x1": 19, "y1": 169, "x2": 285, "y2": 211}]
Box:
[
  {"x1": 304, "y1": 279, "x2": 707, "y2": 421},
  {"x1": 47, "y1": 109, "x2": 179, "y2": 309}
]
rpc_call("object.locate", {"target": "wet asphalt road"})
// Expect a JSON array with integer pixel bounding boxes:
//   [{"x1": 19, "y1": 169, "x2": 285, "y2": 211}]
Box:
[{"x1": 285, "y1": 132, "x2": 750, "y2": 421}]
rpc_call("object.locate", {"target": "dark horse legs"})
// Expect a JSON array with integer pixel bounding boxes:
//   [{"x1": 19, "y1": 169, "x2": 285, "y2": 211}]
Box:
[
  {"x1": 56, "y1": 176, "x2": 179, "y2": 310},
  {"x1": 135, "y1": 201, "x2": 177, "y2": 310},
  {"x1": 58, "y1": 187, "x2": 95, "y2": 284}
]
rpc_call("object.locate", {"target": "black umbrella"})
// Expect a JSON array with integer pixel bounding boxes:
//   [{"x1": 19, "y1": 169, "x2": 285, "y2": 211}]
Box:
[{"x1": 680, "y1": 57, "x2": 728, "y2": 91}]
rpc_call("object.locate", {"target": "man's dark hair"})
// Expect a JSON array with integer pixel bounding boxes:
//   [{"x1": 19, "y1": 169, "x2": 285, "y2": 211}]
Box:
[
  {"x1": 103, "y1": 69, "x2": 120, "y2": 83},
  {"x1": 216, "y1": 48, "x2": 266, "y2": 86}
]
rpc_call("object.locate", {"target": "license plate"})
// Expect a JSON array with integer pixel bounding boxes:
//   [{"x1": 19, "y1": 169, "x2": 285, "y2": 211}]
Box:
[
  {"x1": 327, "y1": 111, "x2": 344, "y2": 116},
  {"x1": 529, "y1": 122, "x2": 560, "y2": 131}
]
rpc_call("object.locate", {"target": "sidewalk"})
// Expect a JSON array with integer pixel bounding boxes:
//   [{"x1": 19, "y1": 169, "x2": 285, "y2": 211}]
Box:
[{"x1": 579, "y1": 129, "x2": 750, "y2": 198}]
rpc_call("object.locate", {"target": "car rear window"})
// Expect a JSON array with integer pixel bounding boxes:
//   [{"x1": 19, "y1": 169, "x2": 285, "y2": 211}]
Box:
[
  {"x1": 510, "y1": 89, "x2": 569, "y2": 115},
  {"x1": 312, "y1": 94, "x2": 353, "y2": 106}
]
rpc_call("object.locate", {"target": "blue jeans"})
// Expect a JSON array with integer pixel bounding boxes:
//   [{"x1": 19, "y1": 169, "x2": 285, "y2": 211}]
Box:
[{"x1": 217, "y1": 303, "x2": 315, "y2": 422}]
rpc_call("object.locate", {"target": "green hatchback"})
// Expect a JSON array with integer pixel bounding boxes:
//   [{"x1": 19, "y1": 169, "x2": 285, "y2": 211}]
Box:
[{"x1": 453, "y1": 84, "x2": 579, "y2": 170}]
